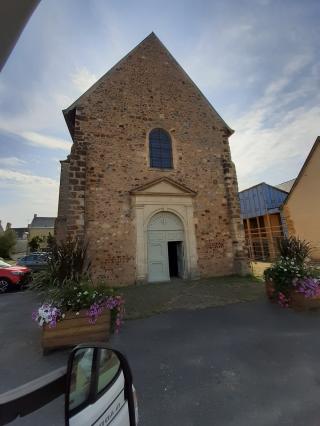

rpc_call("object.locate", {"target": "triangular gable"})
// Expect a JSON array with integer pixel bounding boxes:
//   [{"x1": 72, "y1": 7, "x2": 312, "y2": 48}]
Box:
[
  {"x1": 63, "y1": 32, "x2": 233, "y2": 139},
  {"x1": 284, "y1": 136, "x2": 320, "y2": 205},
  {"x1": 130, "y1": 177, "x2": 196, "y2": 196}
]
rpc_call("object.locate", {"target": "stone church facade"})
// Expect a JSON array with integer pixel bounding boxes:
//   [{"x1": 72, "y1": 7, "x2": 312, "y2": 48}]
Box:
[{"x1": 55, "y1": 33, "x2": 248, "y2": 286}]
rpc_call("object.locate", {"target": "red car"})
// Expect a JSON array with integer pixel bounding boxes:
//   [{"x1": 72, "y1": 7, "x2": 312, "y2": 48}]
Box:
[{"x1": 0, "y1": 259, "x2": 31, "y2": 293}]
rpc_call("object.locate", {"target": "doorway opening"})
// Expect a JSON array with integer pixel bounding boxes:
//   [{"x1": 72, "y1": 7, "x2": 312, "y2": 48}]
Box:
[
  {"x1": 147, "y1": 212, "x2": 185, "y2": 282},
  {"x1": 168, "y1": 241, "x2": 184, "y2": 278}
]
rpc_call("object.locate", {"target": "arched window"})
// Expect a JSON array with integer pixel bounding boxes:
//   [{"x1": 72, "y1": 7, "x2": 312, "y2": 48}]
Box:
[{"x1": 149, "y1": 128, "x2": 173, "y2": 169}]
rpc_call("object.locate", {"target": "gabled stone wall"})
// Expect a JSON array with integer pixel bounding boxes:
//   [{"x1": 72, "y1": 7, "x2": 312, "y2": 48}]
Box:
[{"x1": 56, "y1": 34, "x2": 248, "y2": 285}]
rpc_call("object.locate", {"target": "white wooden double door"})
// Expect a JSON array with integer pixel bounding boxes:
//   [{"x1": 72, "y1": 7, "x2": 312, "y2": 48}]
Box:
[{"x1": 147, "y1": 212, "x2": 185, "y2": 283}]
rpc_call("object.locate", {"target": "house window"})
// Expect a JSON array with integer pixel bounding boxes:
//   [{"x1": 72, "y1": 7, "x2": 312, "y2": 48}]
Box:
[{"x1": 149, "y1": 128, "x2": 173, "y2": 169}]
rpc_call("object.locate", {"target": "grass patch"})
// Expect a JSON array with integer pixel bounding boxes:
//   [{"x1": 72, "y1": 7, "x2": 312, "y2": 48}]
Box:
[{"x1": 120, "y1": 275, "x2": 265, "y2": 319}]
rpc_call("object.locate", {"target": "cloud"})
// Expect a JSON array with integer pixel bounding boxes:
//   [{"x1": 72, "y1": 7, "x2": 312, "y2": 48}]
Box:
[
  {"x1": 0, "y1": 169, "x2": 59, "y2": 227},
  {"x1": 182, "y1": 18, "x2": 259, "y2": 92},
  {"x1": 0, "y1": 157, "x2": 26, "y2": 168},
  {"x1": 0, "y1": 169, "x2": 58, "y2": 186},
  {"x1": 72, "y1": 67, "x2": 98, "y2": 93},
  {"x1": 229, "y1": 55, "x2": 320, "y2": 190},
  {"x1": 21, "y1": 131, "x2": 72, "y2": 151},
  {"x1": 230, "y1": 105, "x2": 320, "y2": 190},
  {"x1": 1, "y1": 0, "x2": 319, "y2": 226}
]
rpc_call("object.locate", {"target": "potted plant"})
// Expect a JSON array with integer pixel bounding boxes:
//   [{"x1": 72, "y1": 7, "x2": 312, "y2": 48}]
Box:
[
  {"x1": 264, "y1": 236, "x2": 311, "y2": 302},
  {"x1": 33, "y1": 280, "x2": 124, "y2": 352},
  {"x1": 264, "y1": 236, "x2": 320, "y2": 309},
  {"x1": 291, "y1": 276, "x2": 320, "y2": 311},
  {"x1": 264, "y1": 256, "x2": 309, "y2": 306},
  {"x1": 31, "y1": 239, "x2": 124, "y2": 352}
]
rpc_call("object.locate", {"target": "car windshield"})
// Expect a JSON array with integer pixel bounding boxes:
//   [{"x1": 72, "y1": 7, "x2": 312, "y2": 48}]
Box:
[{"x1": 0, "y1": 260, "x2": 11, "y2": 268}]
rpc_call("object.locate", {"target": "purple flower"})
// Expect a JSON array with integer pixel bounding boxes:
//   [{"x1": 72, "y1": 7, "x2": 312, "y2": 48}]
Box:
[
  {"x1": 86, "y1": 302, "x2": 104, "y2": 324},
  {"x1": 86, "y1": 296, "x2": 125, "y2": 331},
  {"x1": 293, "y1": 277, "x2": 320, "y2": 298},
  {"x1": 32, "y1": 304, "x2": 61, "y2": 328}
]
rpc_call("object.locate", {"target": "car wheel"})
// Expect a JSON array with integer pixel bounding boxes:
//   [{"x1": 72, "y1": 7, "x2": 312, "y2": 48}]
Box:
[{"x1": 0, "y1": 278, "x2": 9, "y2": 293}]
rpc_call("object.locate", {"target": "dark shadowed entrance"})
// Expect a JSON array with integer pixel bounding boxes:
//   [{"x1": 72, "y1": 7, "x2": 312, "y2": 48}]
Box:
[{"x1": 168, "y1": 241, "x2": 183, "y2": 278}]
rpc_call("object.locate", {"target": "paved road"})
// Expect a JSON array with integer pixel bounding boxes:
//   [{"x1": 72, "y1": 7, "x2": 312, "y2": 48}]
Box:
[{"x1": 1, "y1": 291, "x2": 320, "y2": 425}]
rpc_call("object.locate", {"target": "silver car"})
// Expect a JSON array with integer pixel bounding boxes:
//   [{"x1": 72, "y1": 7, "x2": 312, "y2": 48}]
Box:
[{"x1": 16, "y1": 253, "x2": 49, "y2": 272}]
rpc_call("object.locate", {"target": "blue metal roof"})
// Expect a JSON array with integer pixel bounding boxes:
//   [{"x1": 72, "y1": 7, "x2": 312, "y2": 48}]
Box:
[{"x1": 239, "y1": 183, "x2": 288, "y2": 219}]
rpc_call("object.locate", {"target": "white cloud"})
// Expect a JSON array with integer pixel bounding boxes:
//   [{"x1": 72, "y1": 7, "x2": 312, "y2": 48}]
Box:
[
  {"x1": 21, "y1": 131, "x2": 72, "y2": 151},
  {"x1": 229, "y1": 59, "x2": 320, "y2": 190},
  {"x1": 183, "y1": 19, "x2": 258, "y2": 91},
  {"x1": 72, "y1": 67, "x2": 98, "y2": 93},
  {"x1": 0, "y1": 0, "x2": 319, "y2": 226},
  {"x1": 0, "y1": 169, "x2": 57, "y2": 186},
  {"x1": 0, "y1": 169, "x2": 59, "y2": 227},
  {"x1": 0, "y1": 157, "x2": 26, "y2": 168},
  {"x1": 230, "y1": 105, "x2": 320, "y2": 190},
  {"x1": 223, "y1": 45, "x2": 320, "y2": 190}
]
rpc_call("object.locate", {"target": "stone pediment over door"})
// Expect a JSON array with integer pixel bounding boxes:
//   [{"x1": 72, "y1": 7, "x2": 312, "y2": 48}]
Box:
[{"x1": 130, "y1": 177, "x2": 197, "y2": 197}]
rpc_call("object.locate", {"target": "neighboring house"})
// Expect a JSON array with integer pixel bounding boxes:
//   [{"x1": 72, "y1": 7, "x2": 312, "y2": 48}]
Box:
[
  {"x1": 28, "y1": 214, "x2": 55, "y2": 247},
  {"x1": 239, "y1": 182, "x2": 294, "y2": 261},
  {"x1": 283, "y1": 137, "x2": 320, "y2": 261},
  {"x1": 55, "y1": 32, "x2": 248, "y2": 286},
  {"x1": 12, "y1": 227, "x2": 28, "y2": 239}
]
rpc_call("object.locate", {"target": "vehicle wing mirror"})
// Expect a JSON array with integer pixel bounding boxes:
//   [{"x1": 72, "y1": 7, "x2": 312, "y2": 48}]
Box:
[{"x1": 65, "y1": 344, "x2": 137, "y2": 426}]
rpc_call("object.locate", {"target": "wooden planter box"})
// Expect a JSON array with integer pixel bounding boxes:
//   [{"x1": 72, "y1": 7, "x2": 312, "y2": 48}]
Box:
[
  {"x1": 42, "y1": 309, "x2": 111, "y2": 353},
  {"x1": 265, "y1": 279, "x2": 276, "y2": 302},
  {"x1": 290, "y1": 291, "x2": 320, "y2": 311}
]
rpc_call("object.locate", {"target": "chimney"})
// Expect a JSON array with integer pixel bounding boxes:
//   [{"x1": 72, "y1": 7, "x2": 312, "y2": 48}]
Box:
[
  {"x1": 6, "y1": 222, "x2": 11, "y2": 230},
  {"x1": 34, "y1": 214, "x2": 37, "y2": 218}
]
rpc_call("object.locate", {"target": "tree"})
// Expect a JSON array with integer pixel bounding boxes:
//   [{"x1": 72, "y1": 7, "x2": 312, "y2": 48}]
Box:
[
  {"x1": 28, "y1": 235, "x2": 44, "y2": 252},
  {"x1": 0, "y1": 229, "x2": 17, "y2": 258},
  {"x1": 46, "y1": 233, "x2": 56, "y2": 251}
]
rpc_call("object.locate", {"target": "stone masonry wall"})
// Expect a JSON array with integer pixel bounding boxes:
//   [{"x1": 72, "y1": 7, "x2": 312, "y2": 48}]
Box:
[
  {"x1": 62, "y1": 34, "x2": 248, "y2": 285},
  {"x1": 55, "y1": 159, "x2": 70, "y2": 243},
  {"x1": 66, "y1": 114, "x2": 87, "y2": 241}
]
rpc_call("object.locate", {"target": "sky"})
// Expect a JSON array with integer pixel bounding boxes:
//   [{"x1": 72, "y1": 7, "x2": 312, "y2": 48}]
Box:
[{"x1": 0, "y1": 0, "x2": 319, "y2": 227}]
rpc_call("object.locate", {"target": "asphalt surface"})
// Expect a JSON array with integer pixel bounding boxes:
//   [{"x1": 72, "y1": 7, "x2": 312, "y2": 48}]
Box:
[{"x1": 1, "y1": 291, "x2": 320, "y2": 425}]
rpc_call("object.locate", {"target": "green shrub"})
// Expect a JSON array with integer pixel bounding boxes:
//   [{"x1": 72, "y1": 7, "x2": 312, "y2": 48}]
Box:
[
  {"x1": 28, "y1": 236, "x2": 45, "y2": 252},
  {"x1": 47, "y1": 278, "x2": 115, "y2": 312},
  {"x1": 30, "y1": 238, "x2": 90, "y2": 294},
  {"x1": 31, "y1": 239, "x2": 125, "y2": 332},
  {"x1": 0, "y1": 229, "x2": 16, "y2": 258},
  {"x1": 278, "y1": 236, "x2": 312, "y2": 265},
  {"x1": 46, "y1": 233, "x2": 55, "y2": 250}
]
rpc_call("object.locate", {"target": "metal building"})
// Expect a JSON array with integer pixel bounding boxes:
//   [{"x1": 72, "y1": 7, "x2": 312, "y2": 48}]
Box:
[{"x1": 239, "y1": 180, "x2": 295, "y2": 261}]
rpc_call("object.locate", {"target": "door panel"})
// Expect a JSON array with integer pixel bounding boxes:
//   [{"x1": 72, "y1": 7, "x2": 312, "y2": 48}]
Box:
[
  {"x1": 166, "y1": 231, "x2": 184, "y2": 241},
  {"x1": 148, "y1": 231, "x2": 166, "y2": 241},
  {"x1": 148, "y1": 241, "x2": 169, "y2": 282}
]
